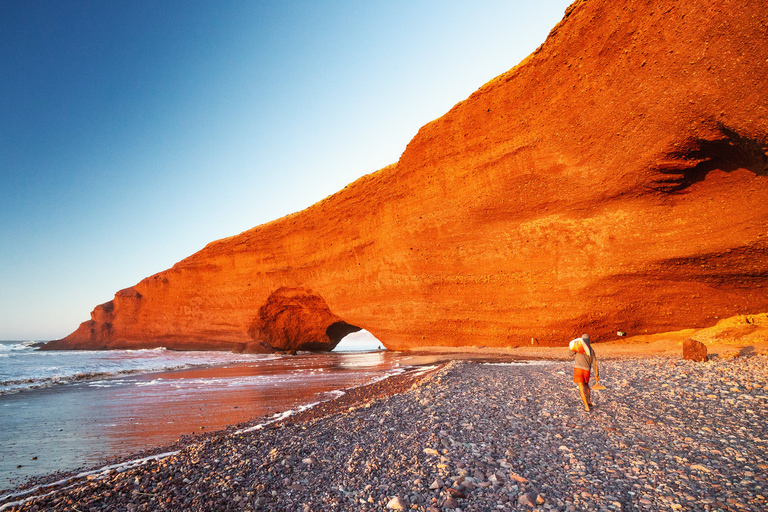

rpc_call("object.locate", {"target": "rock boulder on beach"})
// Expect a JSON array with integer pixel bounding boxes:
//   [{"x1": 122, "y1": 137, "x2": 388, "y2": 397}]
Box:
[
  {"x1": 47, "y1": 0, "x2": 768, "y2": 351},
  {"x1": 683, "y1": 339, "x2": 708, "y2": 362}
]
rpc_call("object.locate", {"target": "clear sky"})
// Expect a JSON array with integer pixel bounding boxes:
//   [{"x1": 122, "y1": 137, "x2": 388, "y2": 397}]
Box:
[{"x1": 0, "y1": 0, "x2": 572, "y2": 340}]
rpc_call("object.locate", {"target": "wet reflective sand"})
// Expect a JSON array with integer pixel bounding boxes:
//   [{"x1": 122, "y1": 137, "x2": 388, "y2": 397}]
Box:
[{"x1": 0, "y1": 351, "x2": 410, "y2": 487}]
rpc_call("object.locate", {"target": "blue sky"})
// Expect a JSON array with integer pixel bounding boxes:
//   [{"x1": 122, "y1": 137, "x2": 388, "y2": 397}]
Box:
[{"x1": 0, "y1": 0, "x2": 572, "y2": 340}]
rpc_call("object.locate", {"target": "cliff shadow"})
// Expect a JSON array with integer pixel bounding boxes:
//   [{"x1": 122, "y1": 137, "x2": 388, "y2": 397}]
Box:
[{"x1": 651, "y1": 125, "x2": 768, "y2": 193}]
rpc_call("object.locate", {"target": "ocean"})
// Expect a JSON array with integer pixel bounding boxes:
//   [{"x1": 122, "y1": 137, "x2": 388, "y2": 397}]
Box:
[{"x1": 0, "y1": 332, "x2": 418, "y2": 489}]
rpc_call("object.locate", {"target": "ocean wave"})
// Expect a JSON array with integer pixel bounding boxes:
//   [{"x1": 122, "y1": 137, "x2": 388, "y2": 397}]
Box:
[
  {"x1": 0, "y1": 341, "x2": 39, "y2": 352},
  {"x1": 0, "y1": 345, "x2": 283, "y2": 395},
  {"x1": 0, "y1": 369, "x2": 152, "y2": 395},
  {"x1": 0, "y1": 360, "x2": 271, "y2": 395},
  {"x1": 120, "y1": 347, "x2": 169, "y2": 353}
]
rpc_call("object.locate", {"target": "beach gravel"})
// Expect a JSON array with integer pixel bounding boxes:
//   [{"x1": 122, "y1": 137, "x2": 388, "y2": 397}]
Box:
[{"x1": 2, "y1": 355, "x2": 767, "y2": 511}]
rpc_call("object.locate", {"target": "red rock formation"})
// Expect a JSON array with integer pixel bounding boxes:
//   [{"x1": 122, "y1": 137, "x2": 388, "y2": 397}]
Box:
[
  {"x1": 246, "y1": 287, "x2": 361, "y2": 353},
  {"x1": 46, "y1": 0, "x2": 768, "y2": 351},
  {"x1": 682, "y1": 339, "x2": 708, "y2": 362}
]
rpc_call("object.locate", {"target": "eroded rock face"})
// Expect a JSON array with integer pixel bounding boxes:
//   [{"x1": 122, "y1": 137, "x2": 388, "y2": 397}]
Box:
[
  {"x1": 247, "y1": 287, "x2": 361, "y2": 352},
  {"x1": 48, "y1": 0, "x2": 768, "y2": 351}
]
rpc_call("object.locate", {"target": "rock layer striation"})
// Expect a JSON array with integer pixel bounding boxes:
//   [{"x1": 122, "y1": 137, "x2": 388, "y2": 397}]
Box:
[{"x1": 46, "y1": 0, "x2": 768, "y2": 351}]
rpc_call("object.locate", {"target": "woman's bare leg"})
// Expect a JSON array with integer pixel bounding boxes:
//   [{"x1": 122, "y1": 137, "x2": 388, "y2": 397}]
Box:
[{"x1": 578, "y1": 383, "x2": 590, "y2": 411}]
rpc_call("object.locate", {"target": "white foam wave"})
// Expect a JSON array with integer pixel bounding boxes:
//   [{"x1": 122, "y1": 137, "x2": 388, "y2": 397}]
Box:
[
  {"x1": 235, "y1": 400, "x2": 325, "y2": 434},
  {"x1": 0, "y1": 341, "x2": 38, "y2": 352},
  {"x1": 0, "y1": 347, "x2": 282, "y2": 395},
  {"x1": 134, "y1": 378, "x2": 165, "y2": 387},
  {"x1": 409, "y1": 364, "x2": 440, "y2": 376},
  {"x1": 1, "y1": 369, "x2": 169, "y2": 395}
]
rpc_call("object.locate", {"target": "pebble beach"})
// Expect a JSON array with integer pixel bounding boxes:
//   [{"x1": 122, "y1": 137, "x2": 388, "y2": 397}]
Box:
[{"x1": 2, "y1": 354, "x2": 767, "y2": 512}]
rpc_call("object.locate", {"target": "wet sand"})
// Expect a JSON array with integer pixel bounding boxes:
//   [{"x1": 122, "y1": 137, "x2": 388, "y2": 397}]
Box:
[
  {"x1": 0, "y1": 363, "x2": 443, "y2": 510},
  {"x1": 0, "y1": 351, "x2": 427, "y2": 488}
]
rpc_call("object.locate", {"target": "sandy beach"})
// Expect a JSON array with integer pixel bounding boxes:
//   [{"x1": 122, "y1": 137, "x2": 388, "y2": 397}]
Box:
[{"x1": 2, "y1": 339, "x2": 766, "y2": 512}]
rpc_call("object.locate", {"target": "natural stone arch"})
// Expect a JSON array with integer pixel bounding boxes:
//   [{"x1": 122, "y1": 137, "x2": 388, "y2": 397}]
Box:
[{"x1": 245, "y1": 287, "x2": 361, "y2": 353}]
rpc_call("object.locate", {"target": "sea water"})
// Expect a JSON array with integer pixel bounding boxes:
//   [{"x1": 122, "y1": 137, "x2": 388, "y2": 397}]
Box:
[{"x1": 0, "y1": 331, "x2": 409, "y2": 489}]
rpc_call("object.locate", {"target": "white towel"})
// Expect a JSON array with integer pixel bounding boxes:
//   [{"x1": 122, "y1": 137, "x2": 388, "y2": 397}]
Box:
[{"x1": 569, "y1": 337, "x2": 591, "y2": 357}]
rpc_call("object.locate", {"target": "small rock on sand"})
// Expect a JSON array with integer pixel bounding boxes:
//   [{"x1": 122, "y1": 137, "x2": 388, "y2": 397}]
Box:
[
  {"x1": 387, "y1": 496, "x2": 407, "y2": 510},
  {"x1": 683, "y1": 338, "x2": 708, "y2": 361},
  {"x1": 518, "y1": 492, "x2": 536, "y2": 507}
]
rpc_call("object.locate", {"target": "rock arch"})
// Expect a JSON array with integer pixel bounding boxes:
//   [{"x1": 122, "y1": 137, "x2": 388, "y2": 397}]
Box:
[{"x1": 244, "y1": 287, "x2": 361, "y2": 353}]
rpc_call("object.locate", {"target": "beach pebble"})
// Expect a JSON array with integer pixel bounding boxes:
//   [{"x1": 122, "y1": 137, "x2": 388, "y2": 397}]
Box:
[
  {"x1": 518, "y1": 493, "x2": 537, "y2": 507},
  {"x1": 509, "y1": 471, "x2": 528, "y2": 482},
  {"x1": 442, "y1": 496, "x2": 459, "y2": 508},
  {"x1": 386, "y1": 496, "x2": 407, "y2": 509},
  {"x1": 5, "y1": 356, "x2": 768, "y2": 512}
]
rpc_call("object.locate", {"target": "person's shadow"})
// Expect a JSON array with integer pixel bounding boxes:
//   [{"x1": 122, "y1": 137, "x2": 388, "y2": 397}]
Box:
[{"x1": 739, "y1": 346, "x2": 756, "y2": 357}]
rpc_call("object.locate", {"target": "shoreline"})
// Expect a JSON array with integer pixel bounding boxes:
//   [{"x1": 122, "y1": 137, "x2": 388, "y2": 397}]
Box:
[
  {"x1": 2, "y1": 349, "x2": 766, "y2": 511},
  {"x1": 0, "y1": 350, "x2": 545, "y2": 493},
  {"x1": 0, "y1": 350, "x2": 424, "y2": 489},
  {"x1": 0, "y1": 361, "x2": 446, "y2": 507}
]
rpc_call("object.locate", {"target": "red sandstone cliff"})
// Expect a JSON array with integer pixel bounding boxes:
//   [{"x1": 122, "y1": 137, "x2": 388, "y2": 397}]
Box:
[{"x1": 45, "y1": 0, "x2": 768, "y2": 352}]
